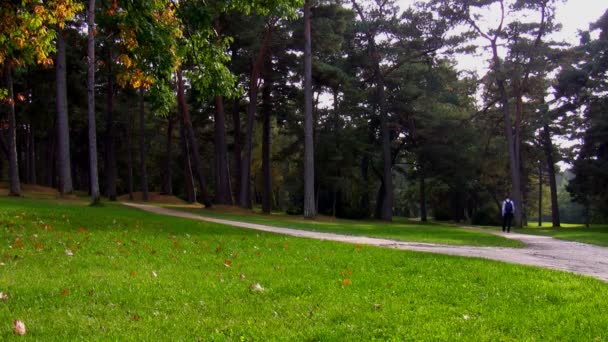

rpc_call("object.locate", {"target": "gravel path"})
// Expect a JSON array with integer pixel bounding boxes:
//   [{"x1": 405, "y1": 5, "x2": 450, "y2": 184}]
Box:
[{"x1": 123, "y1": 202, "x2": 608, "y2": 282}]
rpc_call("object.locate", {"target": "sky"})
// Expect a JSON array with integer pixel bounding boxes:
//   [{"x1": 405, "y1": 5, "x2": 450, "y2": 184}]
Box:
[{"x1": 397, "y1": 0, "x2": 608, "y2": 73}]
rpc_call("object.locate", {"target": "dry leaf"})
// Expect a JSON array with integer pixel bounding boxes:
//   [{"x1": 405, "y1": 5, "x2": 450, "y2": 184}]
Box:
[
  {"x1": 342, "y1": 269, "x2": 353, "y2": 276},
  {"x1": 130, "y1": 315, "x2": 140, "y2": 321},
  {"x1": 0, "y1": 292, "x2": 9, "y2": 301},
  {"x1": 151, "y1": 271, "x2": 158, "y2": 278},
  {"x1": 65, "y1": 249, "x2": 74, "y2": 256},
  {"x1": 342, "y1": 278, "x2": 351, "y2": 286},
  {"x1": 60, "y1": 288, "x2": 69, "y2": 297},
  {"x1": 239, "y1": 274, "x2": 246, "y2": 281},
  {"x1": 223, "y1": 260, "x2": 232, "y2": 267},
  {"x1": 34, "y1": 242, "x2": 43, "y2": 249},
  {"x1": 13, "y1": 320, "x2": 26, "y2": 335},
  {"x1": 250, "y1": 283, "x2": 265, "y2": 292}
]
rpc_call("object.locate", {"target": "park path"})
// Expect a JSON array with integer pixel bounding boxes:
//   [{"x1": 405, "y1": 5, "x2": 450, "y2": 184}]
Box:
[{"x1": 122, "y1": 202, "x2": 608, "y2": 282}]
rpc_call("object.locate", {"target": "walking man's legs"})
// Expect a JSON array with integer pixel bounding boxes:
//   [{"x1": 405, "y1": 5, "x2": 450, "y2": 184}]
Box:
[
  {"x1": 506, "y1": 213, "x2": 513, "y2": 232},
  {"x1": 502, "y1": 215, "x2": 507, "y2": 232}
]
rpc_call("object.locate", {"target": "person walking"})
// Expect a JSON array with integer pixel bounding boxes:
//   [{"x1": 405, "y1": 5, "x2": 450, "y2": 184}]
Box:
[{"x1": 502, "y1": 197, "x2": 515, "y2": 232}]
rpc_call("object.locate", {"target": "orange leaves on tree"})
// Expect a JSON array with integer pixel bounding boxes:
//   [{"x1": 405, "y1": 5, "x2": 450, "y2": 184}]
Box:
[{"x1": 107, "y1": 0, "x2": 118, "y2": 16}]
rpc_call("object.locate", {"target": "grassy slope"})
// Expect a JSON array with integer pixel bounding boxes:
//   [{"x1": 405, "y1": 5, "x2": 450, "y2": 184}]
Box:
[
  {"x1": 164, "y1": 205, "x2": 522, "y2": 248},
  {"x1": 0, "y1": 197, "x2": 607, "y2": 340}
]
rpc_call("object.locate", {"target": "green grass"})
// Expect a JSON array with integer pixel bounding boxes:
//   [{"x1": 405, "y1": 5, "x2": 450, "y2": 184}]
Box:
[
  {"x1": 0, "y1": 197, "x2": 607, "y2": 340},
  {"x1": 164, "y1": 205, "x2": 522, "y2": 248},
  {"x1": 520, "y1": 223, "x2": 608, "y2": 247}
]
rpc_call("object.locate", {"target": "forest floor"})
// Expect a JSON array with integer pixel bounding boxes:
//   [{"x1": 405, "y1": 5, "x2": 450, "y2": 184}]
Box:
[{"x1": 123, "y1": 202, "x2": 608, "y2": 282}]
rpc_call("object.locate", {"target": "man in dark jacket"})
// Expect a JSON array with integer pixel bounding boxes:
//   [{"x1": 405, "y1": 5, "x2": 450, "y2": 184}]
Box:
[{"x1": 502, "y1": 197, "x2": 515, "y2": 233}]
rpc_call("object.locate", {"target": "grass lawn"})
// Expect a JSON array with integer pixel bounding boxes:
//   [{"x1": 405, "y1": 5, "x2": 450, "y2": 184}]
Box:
[
  {"x1": 0, "y1": 197, "x2": 607, "y2": 340},
  {"x1": 161, "y1": 205, "x2": 522, "y2": 248},
  {"x1": 520, "y1": 223, "x2": 608, "y2": 247}
]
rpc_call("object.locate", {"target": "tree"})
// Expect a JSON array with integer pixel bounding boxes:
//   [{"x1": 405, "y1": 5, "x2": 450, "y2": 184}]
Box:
[
  {"x1": 1, "y1": 0, "x2": 82, "y2": 196},
  {"x1": 557, "y1": 10, "x2": 608, "y2": 222},
  {"x1": 87, "y1": 0, "x2": 101, "y2": 204},
  {"x1": 303, "y1": 0, "x2": 316, "y2": 218},
  {"x1": 429, "y1": 0, "x2": 560, "y2": 227},
  {"x1": 56, "y1": 29, "x2": 74, "y2": 196}
]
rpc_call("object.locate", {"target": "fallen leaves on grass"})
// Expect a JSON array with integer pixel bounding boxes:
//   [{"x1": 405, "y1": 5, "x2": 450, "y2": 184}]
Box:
[
  {"x1": 13, "y1": 238, "x2": 24, "y2": 249},
  {"x1": 13, "y1": 320, "x2": 26, "y2": 335},
  {"x1": 130, "y1": 315, "x2": 140, "y2": 321},
  {"x1": 60, "y1": 288, "x2": 69, "y2": 297},
  {"x1": 65, "y1": 249, "x2": 74, "y2": 256},
  {"x1": 250, "y1": 283, "x2": 265, "y2": 292},
  {"x1": 0, "y1": 292, "x2": 9, "y2": 301},
  {"x1": 151, "y1": 271, "x2": 158, "y2": 278},
  {"x1": 342, "y1": 278, "x2": 351, "y2": 286},
  {"x1": 223, "y1": 260, "x2": 232, "y2": 267},
  {"x1": 342, "y1": 269, "x2": 353, "y2": 276}
]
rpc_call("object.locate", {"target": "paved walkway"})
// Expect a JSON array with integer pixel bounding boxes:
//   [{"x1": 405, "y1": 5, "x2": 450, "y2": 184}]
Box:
[{"x1": 122, "y1": 202, "x2": 608, "y2": 282}]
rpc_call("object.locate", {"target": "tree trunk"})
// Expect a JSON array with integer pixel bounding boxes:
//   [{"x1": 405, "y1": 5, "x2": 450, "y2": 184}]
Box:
[
  {"x1": 27, "y1": 124, "x2": 36, "y2": 184},
  {"x1": 181, "y1": 121, "x2": 196, "y2": 203},
  {"x1": 240, "y1": 28, "x2": 272, "y2": 209},
  {"x1": 4, "y1": 64, "x2": 21, "y2": 196},
  {"x1": 45, "y1": 122, "x2": 57, "y2": 187},
  {"x1": 232, "y1": 98, "x2": 242, "y2": 201},
  {"x1": 177, "y1": 69, "x2": 212, "y2": 207},
  {"x1": 214, "y1": 96, "x2": 232, "y2": 204},
  {"x1": 360, "y1": 154, "x2": 370, "y2": 216},
  {"x1": 303, "y1": 0, "x2": 316, "y2": 218},
  {"x1": 491, "y1": 42, "x2": 522, "y2": 228},
  {"x1": 104, "y1": 48, "x2": 117, "y2": 200},
  {"x1": 126, "y1": 95, "x2": 134, "y2": 200},
  {"x1": 538, "y1": 161, "x2": 542, "y2": 227},
  {"x1": 56, "y1": 29, "x2": 74, "y2": 195},
  {"x1": 163, "y1": 114, "x2": 174, "y2": 195},
  {"x1": 420, "y1": 168, "x2": 427, "y2": 222},
  {"x1": 261, "y1": 71, "x2": 272, "y2": 214},
  {"x1": 374, "y1": 180, "x2": 385, "y2": 219},
  {"x1": 87, "y1": 0, "x2": 100, "y2": 204},
  {"x1": 138, "y1": 87, "x2": 149, "y2": 201},
  {"x1": 542, "y1": 123, "x2": 561, "y2": 227}
]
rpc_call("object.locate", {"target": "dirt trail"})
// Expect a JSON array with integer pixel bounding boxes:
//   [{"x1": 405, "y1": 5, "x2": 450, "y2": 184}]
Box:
[{"x1": 122, "y1": 202, "x2": 608, "y2": 282}]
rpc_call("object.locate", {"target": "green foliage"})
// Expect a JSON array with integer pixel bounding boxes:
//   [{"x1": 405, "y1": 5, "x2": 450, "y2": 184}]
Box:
[
  {"x1": 146, "y1": 81, "x2": 174, "y2": 117},
  {"x1": 1, "y1": 197, "x2": 608, "y2": 340}
]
